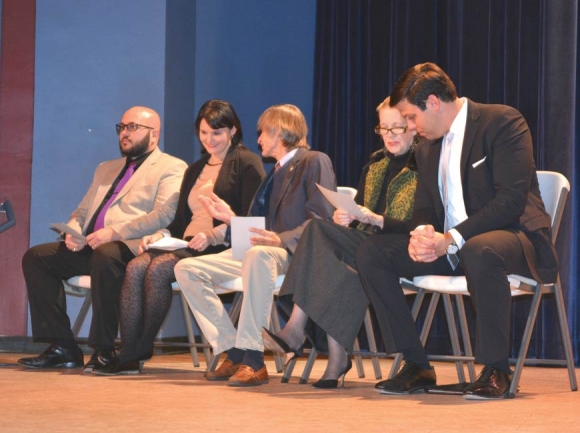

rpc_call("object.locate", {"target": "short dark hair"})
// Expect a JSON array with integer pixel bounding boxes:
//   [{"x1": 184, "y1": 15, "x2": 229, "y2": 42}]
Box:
[
  {"x1": 195, "y1": 99, "x2": 243, "y2": 147},
  {"x1": 390, "y1": 63, "x2": 458, "y2": 110}
]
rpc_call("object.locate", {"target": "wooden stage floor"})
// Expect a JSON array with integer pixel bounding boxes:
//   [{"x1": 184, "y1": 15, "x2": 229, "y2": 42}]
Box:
[{"x1": 0, "y1": 350, "x2": 578, "y2": 432}]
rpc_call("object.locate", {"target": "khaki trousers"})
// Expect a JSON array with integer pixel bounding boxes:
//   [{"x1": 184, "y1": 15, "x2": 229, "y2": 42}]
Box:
[{"x1": 174, "y1": 246, "x2": 290, "y2": 354}]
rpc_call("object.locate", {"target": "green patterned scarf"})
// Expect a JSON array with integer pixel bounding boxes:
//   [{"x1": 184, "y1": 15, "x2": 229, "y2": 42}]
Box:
[{"x1": 358, "y1": 155, "x2": 417, "y2": 231}]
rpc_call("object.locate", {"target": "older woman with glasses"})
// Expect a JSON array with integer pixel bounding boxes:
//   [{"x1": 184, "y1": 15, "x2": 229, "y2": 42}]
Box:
[
  {"x1": 263, "y1": 97, "x2": 418, "y2": 388},
  {"x1": 95, "y1": 100, "x2": 266, "y2": 375}
]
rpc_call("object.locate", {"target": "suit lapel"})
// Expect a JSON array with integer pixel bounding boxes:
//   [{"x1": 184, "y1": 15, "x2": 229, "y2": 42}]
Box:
[
  {"x1": 271, "y1": 148, "x2": 304, "y2": 214},
  {"x1": 114, "y1": 147, "x2": 162, "y2": 203},
  {"x1": 426, "y1": 139, "x2": 445, "y2": 223},
  {"x1": 460, "y1": 99, "x2": 481, "y2": 183},
  {"x1": 87, "y1": 158, "x2": 125, "y2": 220}
]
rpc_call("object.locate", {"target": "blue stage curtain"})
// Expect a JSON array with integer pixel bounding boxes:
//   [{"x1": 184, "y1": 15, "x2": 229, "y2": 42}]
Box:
[{"x1": 312, "y1": 0, "x2": 579, "y2": 365}]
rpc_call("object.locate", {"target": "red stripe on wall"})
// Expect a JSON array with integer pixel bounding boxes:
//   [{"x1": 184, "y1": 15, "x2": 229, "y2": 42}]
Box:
[{"x1": 0, "y1": 0, "x2": 36, "y2": 335}]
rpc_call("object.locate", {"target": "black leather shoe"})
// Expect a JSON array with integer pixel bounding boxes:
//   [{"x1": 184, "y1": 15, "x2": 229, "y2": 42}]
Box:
[
  {"x1": 375, "y1": 362, "x2": 436, "y2": 394},
  {"x1": 94, "y1": 357, "x2": 143, "y2": 376},
  {"x1": 463, "y1": 366, "x2": 512, "y2": 400},
  {"x1": 83, "y1": 348, "x2": 119, "y2": 373},
  {"x1": 18, "y1": 344, "x2": 84, "y2": 369}
]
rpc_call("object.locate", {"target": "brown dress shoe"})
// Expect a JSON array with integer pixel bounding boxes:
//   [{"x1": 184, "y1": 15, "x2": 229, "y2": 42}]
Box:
[
  {"x1": 227, "y1": 365, "x2": 269, "y2": 387},
  {"x1": 205, "y1": 359, "x2": 242, "y2": 381}
]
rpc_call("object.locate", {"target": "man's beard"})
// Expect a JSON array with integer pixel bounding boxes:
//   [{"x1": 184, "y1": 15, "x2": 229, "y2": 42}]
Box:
[{"x1": 119, "y1": 134, "x2": 150, "y2": 157}]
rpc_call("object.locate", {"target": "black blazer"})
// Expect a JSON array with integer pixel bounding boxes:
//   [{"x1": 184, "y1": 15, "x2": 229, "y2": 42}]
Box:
[
  {"x1": 412, "y1": 99, "x2": 557, "y2": 282},
  {"x1": 166, "y1": 146, "x2": 266, "y2": 238}
]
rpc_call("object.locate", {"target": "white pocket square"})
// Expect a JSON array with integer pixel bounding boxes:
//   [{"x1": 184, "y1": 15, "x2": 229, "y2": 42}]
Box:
[{"x1": 472, "y1": 156, "x2": 487, "y2": 168}]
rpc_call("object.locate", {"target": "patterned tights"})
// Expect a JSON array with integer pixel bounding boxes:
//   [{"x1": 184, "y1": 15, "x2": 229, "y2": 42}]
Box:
[{"x1": 118, "y1": 251, "x2": 180, "y2": 361}]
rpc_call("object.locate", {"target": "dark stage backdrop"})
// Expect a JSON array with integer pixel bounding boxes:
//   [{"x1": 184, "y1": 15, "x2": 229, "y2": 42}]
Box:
[{"x1": 312, "y1": 0, "x2": 579, "y2": 365}]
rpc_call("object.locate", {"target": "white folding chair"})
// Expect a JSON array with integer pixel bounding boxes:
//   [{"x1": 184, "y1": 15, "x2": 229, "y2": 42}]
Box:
[
  {"x1": 389, "y1": 171, "x2": 577, "y2": 398},
  {"x1": 176, "y1": 275, "x2": 287, "y2": 373},
  {"x1": 63, "y1": 276, "x2": 206, "y2": 366}
]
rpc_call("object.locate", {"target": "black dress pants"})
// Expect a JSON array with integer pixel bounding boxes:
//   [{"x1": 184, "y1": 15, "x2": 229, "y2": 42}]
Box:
[
  {"x1": 22, "y1": 240, "x2": 135, "y2": 349},
  {"x1": 355, "y1": 230, "x2": 532, "y2": 366}
]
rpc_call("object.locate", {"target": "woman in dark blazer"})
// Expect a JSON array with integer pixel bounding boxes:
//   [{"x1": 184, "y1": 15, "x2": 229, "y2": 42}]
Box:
[
  {"x1": 263, "y1": 98, "x2": 418, "y2": 388},
  {"x1": 94, "y1": 100, "x2": 266, "y2": 375}
]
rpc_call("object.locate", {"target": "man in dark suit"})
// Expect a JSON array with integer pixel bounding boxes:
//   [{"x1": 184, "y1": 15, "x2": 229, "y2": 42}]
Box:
[
  {"x1": 355, "y1": 63, "x2": 557, "y2": 399},
  {"x1": 174, "y1": 104, "x2": 336, "y2": 386},
  {"x1": 19, "y1": 106, "x2": 187, "y2": 371}
]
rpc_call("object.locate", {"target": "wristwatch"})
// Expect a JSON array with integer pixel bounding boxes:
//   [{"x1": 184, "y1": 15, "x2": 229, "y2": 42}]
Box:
[{"x1": 444, "y1": 232, "x2": 459, "y2": 255}]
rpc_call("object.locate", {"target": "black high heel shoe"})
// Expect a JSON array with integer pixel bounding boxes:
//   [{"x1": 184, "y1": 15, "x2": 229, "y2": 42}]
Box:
[
  {"x1": 261, "y1": 327, "x2": 303, "y2": 366},
  {"x1": 311, "y1": 356, "x2": 353, "y2": 389}
]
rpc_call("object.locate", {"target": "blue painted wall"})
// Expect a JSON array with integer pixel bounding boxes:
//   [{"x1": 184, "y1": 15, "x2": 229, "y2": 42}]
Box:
[
  {"x1": 31, "y1": 0, "x2": 316, "y2": 246},
  {"x1": 31, "y1": 0, "x2": 168, "y2": 246},
  {"x1": 29, "y1": 0, "x2": 316, "y2": 337},
  {"x1": 192, "y1": 1, "x2": 317, "y2": 161}
]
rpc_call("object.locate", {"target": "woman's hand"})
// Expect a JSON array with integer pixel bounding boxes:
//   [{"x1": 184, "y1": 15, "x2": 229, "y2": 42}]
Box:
[
  {"x1": 187, "y1": 232, "x2": 210, "y2": 252},
  {"x1": 138, "y1": 232, "x2": 164, "y2": 254},
  {"x1": 357, "y1": 206, "x2": 384, "y2": 228},
  {"x1": 333, "y1": 208, "x2": 355, "y2": 227},
  {"x1": 199, "y1": 193, "x2": 236, "y2": 225}
]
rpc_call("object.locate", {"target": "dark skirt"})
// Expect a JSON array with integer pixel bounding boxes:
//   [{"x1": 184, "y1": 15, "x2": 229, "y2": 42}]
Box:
[{"x1": 278, "y1": 219, "x2": 371, "y2": 352}]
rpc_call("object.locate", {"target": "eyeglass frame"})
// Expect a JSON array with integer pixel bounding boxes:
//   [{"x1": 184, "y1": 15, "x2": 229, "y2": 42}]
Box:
[
  {"x1": 115, "y1": 123, "x2": 155, "y2": 134},
  {"x1": 374, "y1": 125, "x2": 408, "y2": 136}
]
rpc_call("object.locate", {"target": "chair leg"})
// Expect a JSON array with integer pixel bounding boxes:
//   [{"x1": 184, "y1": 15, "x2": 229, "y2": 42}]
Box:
[
  {"x1": 352, "y1": 337, "x2": 366, "y2": 378},
  {"x1": 228, "y1": 292, "x2": 243, "y2": 324},
  {"x1": 71, "y1": 294, "x2": 92, "y2": 339},
  {"x1": 508, "y1": 287, "x2": 544, "y2": 398},
  {"x1": 363, "y1": 309, "x2": 382, "y2": 379},
  {"x1": 179, "y1": 292, "x2": 200, "y2": 367},
  {"x1": 299, "y1": 347, "x2": 318, "y2": 384},
  {"x1": 208, "y1": 352, "x2": 222, "y2": 372},
  {"x1": 454, "y1": 294, "x2": 476, "y2": 381},
  {"x1": 552, "y1": 278, "x2": 578, "y2": 391},
  {"x1": 441, "y1": 293, "x2": 466, "y2": 383},
  {"x1": 281, "y1": 356, "x2": 297, "y2": 383},
  {"x1": 269, "y1": 300, "x2": 284, "y2": 373}
]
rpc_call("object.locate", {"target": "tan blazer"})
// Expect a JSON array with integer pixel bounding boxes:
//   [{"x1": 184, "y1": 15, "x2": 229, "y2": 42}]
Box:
[{"x1": 67, "y1": 147, "x2": 187, "y2": 254}]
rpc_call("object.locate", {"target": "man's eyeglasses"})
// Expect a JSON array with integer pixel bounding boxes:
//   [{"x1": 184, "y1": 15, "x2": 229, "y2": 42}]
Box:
[
  {"x1": 116, "y1": 123, "x2": 154, "y2": 134},
  {"x1": 374, "y1": 126, "x2": 408, "y2": 136}
]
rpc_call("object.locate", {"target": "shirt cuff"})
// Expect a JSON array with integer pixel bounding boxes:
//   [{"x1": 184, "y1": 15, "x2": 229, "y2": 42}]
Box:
[{"x1": 448, "y1": 228, "x2": 465, "y2": 249}]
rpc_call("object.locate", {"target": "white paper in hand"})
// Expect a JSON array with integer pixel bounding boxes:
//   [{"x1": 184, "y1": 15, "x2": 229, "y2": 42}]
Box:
[
  {"x1": 316, "y1": 183, "x2": 365, "y2": 218},
  {"x1": 147, "y1": 237, "x2": 189, "y2": 251},
  {"x1": 231, "y1": 216, "x2": 266, "y2": 260},
  {"x1": 50, "y1": 223, "x2": 85, "y2": 240}
]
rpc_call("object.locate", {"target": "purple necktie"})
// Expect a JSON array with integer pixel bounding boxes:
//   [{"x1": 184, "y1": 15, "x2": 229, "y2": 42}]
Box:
[{"x1": 94, "y1": 162, "x2": 137, "y2": 231}]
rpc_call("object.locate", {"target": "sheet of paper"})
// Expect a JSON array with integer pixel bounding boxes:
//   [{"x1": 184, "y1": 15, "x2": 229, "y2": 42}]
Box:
[
  {"x1": 50, "y1": 222, "x2": 85, "y2": 240},
  {"x1": 231, "y1": 216, "x2": 266, "y2": 260},
  {"x1": 316, "y1": 183, "x2": 365, "y2": 218},
  {"x1": 147, "y1": 237, "x2": 189, "y2": 251}
]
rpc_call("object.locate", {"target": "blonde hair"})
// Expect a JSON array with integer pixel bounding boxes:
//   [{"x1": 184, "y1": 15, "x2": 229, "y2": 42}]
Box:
[
  {"x1": 376, "y1": 96, "x2": 391, "y2": 112},
  {"x1": 257, "y1": 104, "x2": 309, "y2": 149}
]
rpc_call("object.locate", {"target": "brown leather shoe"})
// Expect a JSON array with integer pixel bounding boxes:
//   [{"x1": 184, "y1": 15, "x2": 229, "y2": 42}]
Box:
[
  {"x1": 227, "y1": 365, "x2": 269, "y2": 387},
  {"x1": 205, "y1": 359, "x2": 242, "y2": 381}
]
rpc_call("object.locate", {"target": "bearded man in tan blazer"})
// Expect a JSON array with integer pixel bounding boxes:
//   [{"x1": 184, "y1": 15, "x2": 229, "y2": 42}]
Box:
[{"x1": 19, "y1": 106, "x2": 187, "y2": 371}]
